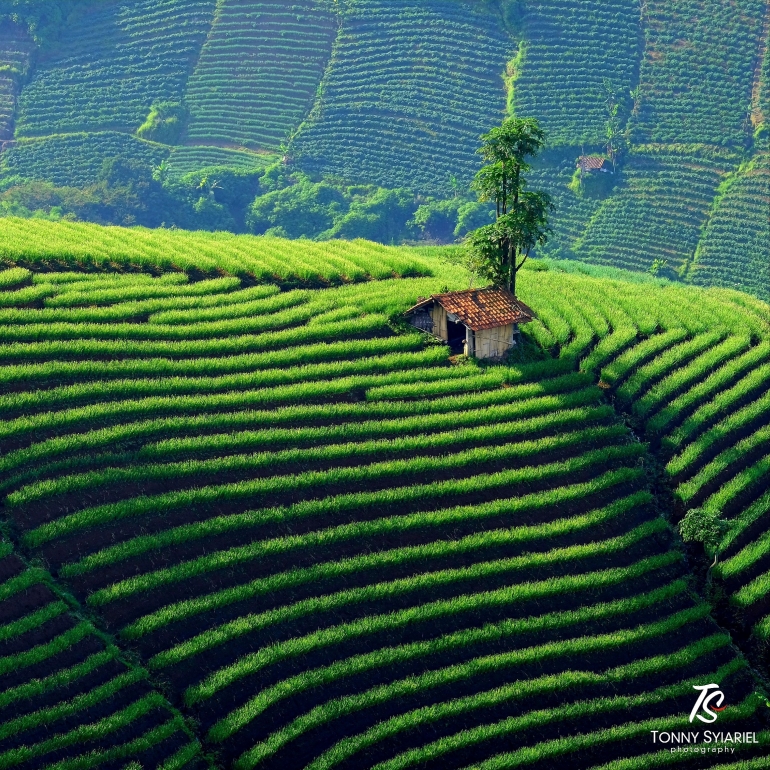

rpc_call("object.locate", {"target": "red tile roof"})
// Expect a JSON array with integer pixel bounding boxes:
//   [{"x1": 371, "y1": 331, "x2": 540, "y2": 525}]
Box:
[
  {"x1": 406, "y1": 287, "x2": 535, "y2": 331},
  {"x1": 577, "y1": 155, "x2": 610, "y2": 171}
]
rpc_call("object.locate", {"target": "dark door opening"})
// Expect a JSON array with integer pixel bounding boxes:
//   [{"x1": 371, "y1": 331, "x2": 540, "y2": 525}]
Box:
[{"x1": 447, "y1": 320, "x2": 466, "y2": 353}]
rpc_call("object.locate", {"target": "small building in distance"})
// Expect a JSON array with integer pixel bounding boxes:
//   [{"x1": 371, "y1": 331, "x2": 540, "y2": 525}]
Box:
[
  {"x1": 577, "y1": 155, "x2": 613, "y2": 174},
  {"x1": 404, "y1": 287, "x2": 535, "y2": 360}
]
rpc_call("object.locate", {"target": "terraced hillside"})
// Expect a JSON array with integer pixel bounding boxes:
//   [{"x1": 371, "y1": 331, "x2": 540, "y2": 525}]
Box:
[
  {"x1": 509, "y1": 0, "x2": 641, "y2": 148},
  {"x1": 0, "y1": 22, "x2": 33, "y2": 141},
  {"x1": 291, "y1": 0, "x2": 514, "y2": 194},
  {"x1": 569, "y1": 145, "x2": 739, "y2": 276},
  {"x1": 0, "y1": 542, "x2": 206, "y2": 768},
  {"x1": 628, "y1": 0, "x2": 766, "y2": 146},
  {"x1": 14, "y1": 0, "x2": 216, "y2": 138},
  {"x1": 185, "y1": 0, "x2": 338, "y2": 151},
  {"x1": 0, "y1": 0, "x2": 766, "y2": 297},
  {"x1": 0, "y1": 230, "x2": 769, "y2": 767},
  {"x1": 167, "y1": 146, "x2": 278, "y2": 181},
  {"x1": 2, "y1": 131, "x2": 170, "y2": 187},
  {"x1": 693, "y1": 153, "x2": 770, "y2": 300}
]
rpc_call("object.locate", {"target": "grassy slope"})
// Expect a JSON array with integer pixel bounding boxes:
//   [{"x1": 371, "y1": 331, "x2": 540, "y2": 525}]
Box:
[{"x1": 0, "y1": 231, "x2": 769, "y2": 766}]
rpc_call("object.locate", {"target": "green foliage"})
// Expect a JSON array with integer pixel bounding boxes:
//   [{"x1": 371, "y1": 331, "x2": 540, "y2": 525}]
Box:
[
  {"x1": 510, "y1": 0, "x2": 640, "y2": 147},
  {"x1": 679, "y1": 507, "x2": 728, "y2": 552},
  {"x1": 185, "y1": 0, "x2": 337, "y2": 150},
  {"x1": 0, "y1": 249, "x2": 767, "y2": 765},
  {"x1": 464, "y1": 116, "x2": 552, "y2": 293},
  {"x1": 693, "y1": 153, "x2": 770, "y2": 301},
  {"x1": 14, "y1": 0, "x2": 215, "y2": 136},
  {"x1": 324, "y1": 187, "x2": 415, "y2": 243},
  {"x1": 291, "y1": 0, "x2": 514, "y2": 195},
  {"x1": 246, "y1": 172, "x2": 420, "y2": 242},
  {"x1": 248, "y1": 177, "x2": 345, "y2": 238},
  {"x1": 136, "y1": 100, "x2": 187, "y2": 144},
  {"x1": 629, "y1": 0, "x2": 767, "y2": 146},
  {"x1": 0, "y1": 0, "x2": 92, "y2": 47}
]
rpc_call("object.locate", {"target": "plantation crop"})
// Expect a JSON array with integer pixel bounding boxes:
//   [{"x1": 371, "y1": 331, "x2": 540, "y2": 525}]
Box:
[
  {"x1": 291, "y1": 0, "x2": 515, "y2": 195},
  {"x1": 1, "y1": 132, "x2": 169, "y2": 187},
  {"x1": 0, "y1": 246, "x2": 767, "y2": 768},
  {"x1": 572, "y1": 145, "x2": 739, "y2": 275},
  {"x1": 511, "y1": 0, "x2": 640, "y2": 147},
  {"x1": 629, "y1": 0, "x2": 767, "y2": 146},
  {"x1": 0, "y1": 545, "x2": 203, "y2": 768},
  {"x1": 14, "y1": 0, "x2": 216, "y2": 137},
  {"x1": 0, "y1": 0, "x2": 765, "y2": 299},
  {"x1": 0, "y1": 23, "x2": 33, "y2": 140},
  {"x1": 167, "y1": 147, "x2": 277, "y2": 181},
  {"x1": 0, "y1": 217, "x2": 431, "y2": 285},
  {"x1": 693, "y1": 153, "x2": 770, "y2": 301},
  {"x1": 185, "y1": 0, "x2": 338, "y2": 150}
]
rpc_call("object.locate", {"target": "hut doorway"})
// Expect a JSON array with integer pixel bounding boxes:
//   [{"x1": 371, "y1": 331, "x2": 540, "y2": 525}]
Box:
[{"x1": 446, "y1": 318, "x2": 466, "y2": 353}]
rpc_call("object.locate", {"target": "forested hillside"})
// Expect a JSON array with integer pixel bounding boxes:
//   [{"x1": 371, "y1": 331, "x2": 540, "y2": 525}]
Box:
[{"x1": 0, "y1": 0, "x2": 766, "y2": 296}]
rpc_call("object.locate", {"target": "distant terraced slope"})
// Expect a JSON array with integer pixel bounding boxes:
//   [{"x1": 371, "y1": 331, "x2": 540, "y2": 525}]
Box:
[
  {"x1": 185, "y1": 0, "x2": 337, "y2": 151},
  {"x1": 0, "y1": 22, "x2": 33, "y2": 141},
  {"x1": 692, "y1": 153, "x2": 770, "y2": 301},
  {"x1": 570, "y1": 145, "x2": 739, "y2": 275},
  {"x1": 14, "y1": 0, "x2": 216, "y2": 137},
  {"x1": 0, "y1": 0, "x2": 766, "y2": 298},
  {"x1": 1, "y1": 131, "x2": 170, "y2": 186},
  {"x1": 291, "y1": 0, "x2": 514, "y2": 194},
  {"x1": 510, "y1": 0, "x2": 640, "y2": 147},
  {"x1": 0, "y1": 241, "x2": 769, "y2": 766},
  {"x1": 629, "y1": 0, "x2": 767, "y2": 145}
]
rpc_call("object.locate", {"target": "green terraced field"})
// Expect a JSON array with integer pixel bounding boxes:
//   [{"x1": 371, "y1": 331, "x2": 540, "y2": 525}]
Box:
[
  {"x1": 0, "y1": 0, "x2": 766, "y2": 298},
  {"x1": 167, "y1": 147, "x2": 278, "y2": 181},
  {"x1": 692, "y1": 153, "x2": 770, "y2": 301},
  {"x1": 510, "y1": 0, "x2": 641, "y2": 147},
  {"x1": 571, "y1": 145, "x2": 740, "y2": 275},
  {"x1": 0, "y1": 231, "x2": 769, "y2": 767},
  {"x1": 629, "y1": 0, "x2": 767, "y2": 146},
  {"x1": 291, "y1": 0, "x2": 515, "y2": 194},
  {"x1": 0, "y1": 22, "x2": 32, "y2": 141},
  {"x1": 14, "y1": 0, "x2": 216, "y2": 137},
  {"x1": 0, "y1": 546, "x2": 205, "y2": 768},
  {"x1": 185, "y1": 0, "x2": 338, "y2": 151},
  {"x1": 0, "y1": 217, "x2": 430, "y2": 285},
  {"x1": 1, "y1": 131, "x2": 170, "y2": 187}
]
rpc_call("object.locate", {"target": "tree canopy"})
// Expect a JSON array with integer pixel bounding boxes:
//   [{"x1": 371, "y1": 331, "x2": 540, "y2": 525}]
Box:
[{"x1": 464, "y1": 116, "x2": 553, "y2": 296}]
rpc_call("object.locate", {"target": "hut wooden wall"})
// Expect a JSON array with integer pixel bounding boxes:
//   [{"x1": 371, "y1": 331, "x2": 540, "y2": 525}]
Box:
[
  {"x1": 475, "y1": 324, "x2": 514, "y2": 358},
  {"x1": 431, "y1": 305, "x2": 448, "y2": 341}
]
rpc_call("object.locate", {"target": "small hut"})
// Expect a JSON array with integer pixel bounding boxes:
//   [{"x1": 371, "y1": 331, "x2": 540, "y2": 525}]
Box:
[
  {"x1": 577, "y1": 155, "x2": 613, "y2": 174},
  {"x1": 404, "y1": 287, "x2": 535, "y2": 360}
]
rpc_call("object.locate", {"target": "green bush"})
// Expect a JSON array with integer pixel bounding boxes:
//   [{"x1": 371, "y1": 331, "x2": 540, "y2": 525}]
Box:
[{"x1": 136, "y1": 101, "x2": 188, "y2": 144}]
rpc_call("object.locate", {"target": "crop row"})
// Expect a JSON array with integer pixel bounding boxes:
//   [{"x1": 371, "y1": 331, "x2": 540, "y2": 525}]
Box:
[
  {"x1": 629, "y1": 0, "x2": 767, "y2": 145},
  {"x1": 186, "y1": 0, "x2": 338, "y2": 150},
  {"x1": 512, "y1": 1, "x2": 640, "y2": 147},
  {"x1": 15, "y1": 0, "x2": 216, "y2": 137},
  {"x1": 692, "y1": 152, "x2": 770, "y2": 301},
  {"x1": 0, "y1": 217, "x2": 432, "y2": 284},
  {"x1": 1, "y1": 132, "x2": 169, "y2": 187},
  {"x1": 291, "y1": 0, "x2": 514, "y2": 195},
  {"x1": 573, "y1": 148, "x2": 739, "y2": 275},
  {"x1": 0, "y1": 550, "x2": 203, "y2": 768},
  {"x1": 0, "y1": 258, "x2": 765, "y2": 767}
]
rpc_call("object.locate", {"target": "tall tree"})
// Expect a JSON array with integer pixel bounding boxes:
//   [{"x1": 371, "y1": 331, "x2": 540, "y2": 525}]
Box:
[{"x1": 464, "y1": 117, "x2": 552, "y2": 296}]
